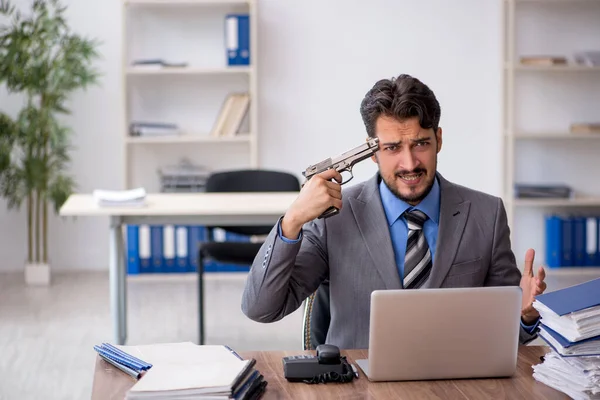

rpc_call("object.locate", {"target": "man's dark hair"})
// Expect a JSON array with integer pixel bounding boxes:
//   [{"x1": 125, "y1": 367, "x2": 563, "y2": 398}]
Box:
[{"x1": 360, "y1": 74, "x2": 441, "y2": 138}]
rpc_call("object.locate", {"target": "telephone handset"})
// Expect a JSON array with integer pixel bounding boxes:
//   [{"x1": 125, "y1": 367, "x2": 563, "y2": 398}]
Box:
[{"x1": 282, "y1": 344, "x2": 356, "y2": 384}]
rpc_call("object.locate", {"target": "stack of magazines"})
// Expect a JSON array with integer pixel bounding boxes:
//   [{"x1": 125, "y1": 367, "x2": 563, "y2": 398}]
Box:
[
  {"x1": 94, "y1": 342, "x2": 266, "y2": 399},
  {"x1": 532, "y1": 278, "x2": 600, "y2": 399}
]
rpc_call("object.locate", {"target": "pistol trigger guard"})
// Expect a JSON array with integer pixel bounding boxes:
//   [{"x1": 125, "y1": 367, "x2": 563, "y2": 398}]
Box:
[{"x1": 341, "y1": 166, "x2": 354, "y2": 186}]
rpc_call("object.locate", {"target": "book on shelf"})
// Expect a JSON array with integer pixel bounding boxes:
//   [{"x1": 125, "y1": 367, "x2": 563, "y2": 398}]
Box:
[
  {"x1": 131, "y1": 59, "x2": 189, "y2": 70},
  {"x1": 514, "y1": 183, "x2": 572, "y2": 199},
  {"x1": 571, "y1": 123, "x2": 600, "y2": 134},
  {"x1": 130, "y1": 122, "x2": 180, "y2": 137},
  {"x1": 574, "y1": 51, "x2": 600, "y2": 67},
  {"x1": 519, "y1": 55, "x2": 568, "y2": 66},
  {"x1": 210, "y1": 93, "x2": 250, "y2": 137}
]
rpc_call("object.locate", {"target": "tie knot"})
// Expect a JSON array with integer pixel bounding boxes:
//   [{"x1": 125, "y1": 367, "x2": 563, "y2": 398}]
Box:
[{"x1": 404, "y1": 209, "x2": 427, "y2": 230}]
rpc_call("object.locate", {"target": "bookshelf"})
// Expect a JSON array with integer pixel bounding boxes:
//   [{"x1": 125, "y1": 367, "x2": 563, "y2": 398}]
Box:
[
  {"x1": 502, "y1": 0, "x2": 600, "y2": 271},
  {"x1": 122, "y1": 0, "x2": 258, "y2": 192}
]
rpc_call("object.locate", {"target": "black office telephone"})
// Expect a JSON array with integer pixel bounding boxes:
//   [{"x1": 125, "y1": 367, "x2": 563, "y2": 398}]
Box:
[{"x1": 282, "y1": 344, "x2": 356, "y2": 384}]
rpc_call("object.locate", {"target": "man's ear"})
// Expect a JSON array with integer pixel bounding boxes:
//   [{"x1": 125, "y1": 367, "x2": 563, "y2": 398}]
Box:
[{"x1": 435, "y1": 127, "x2": 443, "y2": 153}]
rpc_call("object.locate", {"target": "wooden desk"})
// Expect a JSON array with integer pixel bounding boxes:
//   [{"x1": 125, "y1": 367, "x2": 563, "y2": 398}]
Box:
[
  {"x1": 91, "y1": 345, "x2": 568, "y2": 399},
  {"x1": 59, "y1": 192, "x2": 297, "y2": 345}
]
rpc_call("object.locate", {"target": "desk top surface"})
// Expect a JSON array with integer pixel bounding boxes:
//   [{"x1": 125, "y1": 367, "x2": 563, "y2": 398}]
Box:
[
  {"x1": 59, "y1": 192, "x2": 299, "y2": 217},
  {"x1": 91, "y1": 346, "x2": 567, "y2": 400}
]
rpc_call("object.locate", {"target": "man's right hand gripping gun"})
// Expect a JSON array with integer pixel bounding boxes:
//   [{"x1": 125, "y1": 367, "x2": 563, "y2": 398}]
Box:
[{"x1": 302, "y1": 137, "x2": 380, "y2": 219}]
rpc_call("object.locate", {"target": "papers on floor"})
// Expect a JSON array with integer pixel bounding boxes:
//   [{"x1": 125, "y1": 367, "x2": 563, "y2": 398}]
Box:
[
  {"x1": 95, "y1": 342, "x2": 266, "y2": 399},
  {"x1": 93, "y1": 187, "x2": 147, "y2": 207},
  {"x1": 532, "y1": 277, "x2": 600, "y2": 399}
]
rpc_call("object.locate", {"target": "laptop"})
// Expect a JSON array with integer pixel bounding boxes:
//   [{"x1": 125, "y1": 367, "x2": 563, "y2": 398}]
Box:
[{"x1": 355, "y1": 286, "x2": 522, "y2": 381}]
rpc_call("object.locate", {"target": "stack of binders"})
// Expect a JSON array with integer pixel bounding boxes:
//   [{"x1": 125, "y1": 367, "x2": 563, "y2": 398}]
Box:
[{"x1": 532, "y1": 278, "x2": 600, "y2": 399}]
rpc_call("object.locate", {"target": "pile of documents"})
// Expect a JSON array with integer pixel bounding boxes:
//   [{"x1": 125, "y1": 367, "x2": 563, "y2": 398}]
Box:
[
  {"x1": 93, "y1": 187, "x2": 147, "y2": 207},
  {"x1": 532, "y1": 278, "x2": 600, "y2": 399},
  {"x1": 95, "y1": 342, "x2": 266, "y2": 399}
]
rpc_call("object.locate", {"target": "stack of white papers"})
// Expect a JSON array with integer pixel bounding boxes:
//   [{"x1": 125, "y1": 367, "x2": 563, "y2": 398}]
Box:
[
  {"x1": 532, "y1": 278, "x2": 600, "y2": 398},
  {"x1": 532, "y1": 352, "x2": 600, "y2": 400},
  {"x1": 113, "y1": 342, "x2": 265, "y2": 400},
  {"x1": 93, "y1": 188, "x2": 147, "y2": 207}
]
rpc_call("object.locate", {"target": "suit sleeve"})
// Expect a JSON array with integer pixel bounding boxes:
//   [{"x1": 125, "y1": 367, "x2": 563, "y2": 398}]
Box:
[
  {"x1": 486, "y1": 197, "x2": 538, "y2": 344},
  {"x1": 241, "y1": 216, "x2": 329, "y2": 323}
]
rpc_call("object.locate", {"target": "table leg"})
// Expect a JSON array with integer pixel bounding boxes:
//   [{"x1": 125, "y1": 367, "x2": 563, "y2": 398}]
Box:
[
  {"x1": 198, "y1": 251, "x2": 205, "y2": 345},
  {"x1": 109, "y1": 217, "x2": 127, "y2": 345}
]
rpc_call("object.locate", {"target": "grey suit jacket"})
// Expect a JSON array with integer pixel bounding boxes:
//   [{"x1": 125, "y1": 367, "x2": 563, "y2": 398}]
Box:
[{"x1": 241, "y1": 172, "x2": 537, "y2": 349}]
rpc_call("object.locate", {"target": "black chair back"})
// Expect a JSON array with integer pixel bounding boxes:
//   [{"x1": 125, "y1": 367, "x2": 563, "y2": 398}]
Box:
[{"x1": 205, "y1": 169, "x2": 301, "y2": 236}]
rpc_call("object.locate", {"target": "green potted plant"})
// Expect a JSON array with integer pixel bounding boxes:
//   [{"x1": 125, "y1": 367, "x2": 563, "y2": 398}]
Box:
[{"x1": 0, "y1": 0, "x2": 101, "y2": 284}]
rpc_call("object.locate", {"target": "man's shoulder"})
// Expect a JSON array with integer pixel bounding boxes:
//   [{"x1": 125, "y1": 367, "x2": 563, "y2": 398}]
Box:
[{"x1": 442, "y1": 176, "x2": 503, "y2": 208}]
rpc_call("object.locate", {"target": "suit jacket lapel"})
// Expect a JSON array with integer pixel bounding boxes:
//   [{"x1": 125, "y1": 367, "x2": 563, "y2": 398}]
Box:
[
  {"x1": 349, "y1": 174, "x2": 402, "y2": 290},
  {"x1": 425, "y1": 173, "x2": 471, "y2": 288}
]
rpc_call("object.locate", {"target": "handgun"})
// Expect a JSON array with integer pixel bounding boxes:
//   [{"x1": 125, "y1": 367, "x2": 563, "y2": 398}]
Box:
[{"x1": 302, "y1": 137, "x2": 380, "y2": 219}]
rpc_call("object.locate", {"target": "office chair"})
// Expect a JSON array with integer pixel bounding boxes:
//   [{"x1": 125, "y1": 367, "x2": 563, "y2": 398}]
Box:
[
  {"x1": 197, "y1": 169, "x2": 301, "y2": 344},
  {"x1": 302, "y1": 280, "x2": 331, "y2": 350}
]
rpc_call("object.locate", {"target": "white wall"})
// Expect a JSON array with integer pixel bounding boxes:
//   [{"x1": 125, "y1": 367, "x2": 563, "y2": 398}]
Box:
[{"x1": 0, "y1": 0, "x2": 503, "y2": 271}]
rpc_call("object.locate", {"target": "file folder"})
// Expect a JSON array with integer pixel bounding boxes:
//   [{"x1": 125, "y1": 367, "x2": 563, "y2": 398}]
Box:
[
  {"x1": 225, "y1": 14, "x2": 250, "y2": 66},
  {"x1": 139, "y1": 225, "x2": 151, "y2": 273},
  {"x1": 545, "y1": 215, "x2": 562, "y2": 268},
  {"x1": 126, "y1": 225, "x2": 140, "y2": 275},
  {"x1": 586, "y1": 217, "x2": 598, "y2": 266},
  {"x1": 539, "y1": 324, "x2": 600, "y2": 357},
  {"x1": 150, "y1": 225, "x2": 163, "y2": 273},
  {"x1": 535, "y1": 277, "x2": 600, "y2": 316}
]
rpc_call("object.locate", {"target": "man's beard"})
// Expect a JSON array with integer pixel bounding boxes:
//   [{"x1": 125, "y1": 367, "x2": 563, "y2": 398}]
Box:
[{"x1": 382, "y1": 166, "x2": 436, "y2": 205}]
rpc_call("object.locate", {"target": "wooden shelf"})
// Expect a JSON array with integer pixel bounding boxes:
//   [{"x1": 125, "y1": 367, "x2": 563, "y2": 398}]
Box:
[
  {"x1": 126, "y1": 66, "x2": 252, "y2": 76},
  {"x1": 545, "y1": 267, "x2": 600, "y2": 276},
  {"x1": 513, "y1": 198, "x2": 600, "y2": 207},
  {"x1": 512, "y1": 132, "x2": 600, "y2": 139},
  {"x1": 125, "y1": 0, "x2": 251, "y2": 5},
  {"x1": 508, "y1": 63, "x2": 600, "y2": 72},
  {"x1": 509, "y1": 0, "x2": 600, "y2": 3},
  {"x1": 126, "y1": 134, "x2": 251, "y2": 144}
]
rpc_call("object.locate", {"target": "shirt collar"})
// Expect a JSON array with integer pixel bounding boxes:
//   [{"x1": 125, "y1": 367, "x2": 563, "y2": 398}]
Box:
[{"x1": 379, "y1": 175, "x2": 441, "y2": 226}]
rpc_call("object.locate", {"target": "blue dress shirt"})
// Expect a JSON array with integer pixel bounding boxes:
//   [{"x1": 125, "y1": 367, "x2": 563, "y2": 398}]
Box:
[{"x1": 379, "y1": 176, "x2": 440, "y2": 286}]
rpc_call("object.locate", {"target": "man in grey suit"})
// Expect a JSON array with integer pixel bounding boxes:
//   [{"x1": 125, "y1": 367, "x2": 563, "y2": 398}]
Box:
[{"x1": 241, "y1": 74, "x2": 547, "y2": 349}]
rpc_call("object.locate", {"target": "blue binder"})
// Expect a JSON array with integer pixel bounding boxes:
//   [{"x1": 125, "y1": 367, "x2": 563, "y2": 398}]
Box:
[
  {"x1": 535, "y1": 277, "x2": 600, "y2": 316},
  {"x1": 139, "y1": 225, "x2": 152, "y2": 274},
  {"x1": 187, "y1": 225, "x2": 206, "y2": 272},
  {"x1": 225, "y1": 14, "x2": 250, "y2": 66},
  {"x1": 175, "y1": 225, "x2": 189, "y2": 273},
  {"x1": 126, "y1": 225, "x2": 140, "y2": 275},
  {"x1": 162, "y1": 225, "x2": 176, "y2": 273},
  {"x1": 150, "y1": 225, "x2": 163, "y2": 273},
  {"x1": 561, "y1": 216, "x2": 573, "y2": 266},
  {"x1": 572, "y1": 216, "x2": 586, "y2": 267},
  {"x1": 539, "y1": 324, "x2": 600, "y2": 356},
  {"x1": 545, "y1": 215, "x2": 562, "y2": 268},
  {"x1": 586, "y1": 217, "x2": 599, "y2": 266}
]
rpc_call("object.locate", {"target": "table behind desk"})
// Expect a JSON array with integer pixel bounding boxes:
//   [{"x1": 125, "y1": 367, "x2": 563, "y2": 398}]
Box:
[{"x1": 91, "y1": 346, "x2": 568, "y2": 399}]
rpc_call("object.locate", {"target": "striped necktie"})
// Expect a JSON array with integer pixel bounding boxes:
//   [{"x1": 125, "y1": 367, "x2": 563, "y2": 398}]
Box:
[{"x1": 403, "y1": 210, "x2": 432, "y2": 289}]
